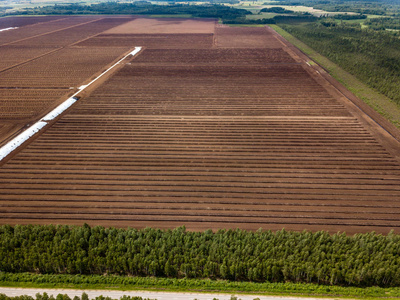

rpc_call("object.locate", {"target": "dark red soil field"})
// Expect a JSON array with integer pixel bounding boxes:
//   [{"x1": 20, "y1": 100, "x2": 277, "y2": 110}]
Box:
[{"x1": 0, "y1": 17, "x2": 399, "y2": 234}]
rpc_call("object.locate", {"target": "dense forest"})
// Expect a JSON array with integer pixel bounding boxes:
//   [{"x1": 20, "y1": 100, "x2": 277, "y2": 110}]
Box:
[
  {"x1": 280, "y1": 21, "x2": 400, "y2": 105},
  {"x1": 0, "y1": 225, "x2": 399, "y2": 287}
]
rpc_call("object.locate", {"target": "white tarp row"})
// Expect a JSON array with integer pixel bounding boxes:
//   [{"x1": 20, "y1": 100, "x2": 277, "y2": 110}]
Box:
[
  {"x1": 0, "y1": 27, "x2": 18, "y2": 32},
  {"x1": 41, "y1": 97, "x2": 78, "y2": 121},
  {"x1": 0, "y1": 46, "x2": 143, "y2": 162},
  {"x1": 130, "y1": 47, "x2": 142, "y2": 56},
  {"x1": 0, "y1": 121, "x2": 47, "y2": 161}
]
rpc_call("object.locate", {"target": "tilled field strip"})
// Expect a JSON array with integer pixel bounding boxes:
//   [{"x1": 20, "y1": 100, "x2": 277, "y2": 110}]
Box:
[
  {"x1": 0, "y1": 47, "x2": 142, "y2": 161},
  {"x1": 1, "y1": 20, "x2": 400, "y2": 233}
]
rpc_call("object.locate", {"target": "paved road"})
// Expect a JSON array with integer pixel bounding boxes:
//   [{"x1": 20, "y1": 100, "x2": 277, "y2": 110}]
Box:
[{"x1": 0, "y1": 287, "x2": 341, "y2": 300}]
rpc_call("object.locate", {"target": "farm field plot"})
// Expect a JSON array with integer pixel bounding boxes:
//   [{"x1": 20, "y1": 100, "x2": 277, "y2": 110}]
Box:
[
  {"x1": 0, "y1": 16, "x2": 65, "y2": 29},
  {"x1": 11, "y1": 17, "x2": 134, "y2": 47},
  {"x1": 132, "y1": 48, "x2": 295, "y2": 65},
  {"x1": 77, "y1": 18, "x2": 215, "y2": 49},
  {"x1": 0, "y1": 89, "x2": 68, "y2": 119},
  {"x1": 0, "y1": 16, "x2": 106, "y2": 46},
  {"x1": 215, "y1": 25, "x2": 282, "y2": 48},
  {"x1": 103, "y1": 18, "x2": 216, "y2": 34},
  {"x1": 77, "y1": 65, "x2": 349, "y2": 117},
  {"x1": 77, "y1": 34, "x2": 215, "y2": 49},
  {"x1": 1, "y1": 18, "x2": 400, "y2": 234},
  {"x1": 0, "y1": 46, "x2": 59, "y2": 71},
  {"x1": 0, "y1": 16, "x2": 136, "y2": 145},
  {"x1": 0, "y1": 46, "x2": 132, "y2": 88}
]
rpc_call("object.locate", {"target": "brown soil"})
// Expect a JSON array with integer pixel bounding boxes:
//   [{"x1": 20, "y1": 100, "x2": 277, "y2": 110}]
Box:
[
  {"x1": 77, "y1": 34, "x2": 214, "y2": 49},
  {"x1": 0, "y1": 16, "x2": 65, "y2": 30},
  {"x1": 104, "y1": 18, "x2": 216, "y2": 34},
  {"x1": 0, "y1": 19, "x2": 400, "y2": 234},
  {"x1": 0, "y1": 16, "x2": 135, "y2": 145},
  {"x1": 215, "y1": 26, "x2": 282, "y2": 48}
]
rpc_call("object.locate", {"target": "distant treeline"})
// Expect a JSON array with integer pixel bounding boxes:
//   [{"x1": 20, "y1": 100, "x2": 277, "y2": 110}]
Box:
[
  {"x1": 273, "y1": 0, "x2": 396, "y2": 15},
  {"x1": 259, "y1": 7, "x2": 294, "y2": 13},
  {"x1": 365, "y1": 17, "x2": 400, "y2": 30},
  {"x1": 225, "y1": 15, "x2": 317, "y2": 24},
  {"x1": 280, "y1": 21, "x2": 400, "y2": 105},
  {"x1": 332, "y1": 13, "x2": 367, "y2": 19},
  {"x1": 156, "y1": 0, "x2": 240, "y2": 3},
  {"x1": 1, "y1": 225, "x2": 400, "y2": 287},
  {"x1": 12, "y1": 2, "x2": 250, "y2": 21}
]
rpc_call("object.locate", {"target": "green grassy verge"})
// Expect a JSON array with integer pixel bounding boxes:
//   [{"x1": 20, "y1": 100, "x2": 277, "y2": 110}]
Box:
[
  {"x1": 269, "y1": 24, "x2": 400, "y2": 128},
  {"x1": 1, "y1": 273, "x2": 400, "y2": 299}
]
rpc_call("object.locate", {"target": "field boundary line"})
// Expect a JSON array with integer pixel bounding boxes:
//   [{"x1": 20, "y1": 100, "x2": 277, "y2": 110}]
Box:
[{"x1": 0, "y1": 47, "x2": 142, "y2": 162}]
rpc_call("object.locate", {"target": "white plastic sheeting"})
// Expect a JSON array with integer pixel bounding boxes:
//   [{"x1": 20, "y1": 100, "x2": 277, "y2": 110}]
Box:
[
  {"x1": 0, "y1": 121, "x2": 47, "y2": 161},
  {"x1": 41, "y1": 97, "x2": 78, "y2": 121},
  {"x1": 82, "y1": 47, "x2": 142, "y2": 88},
  {"x1": 130, "y1": 47, "x2": 142, "y2": 56},
  {"x1": 0, "y1": 27, "x2": 18, "y2": 32},
  {"x1": 0, "y1": 46, "x2": 143, "y2": 162}
]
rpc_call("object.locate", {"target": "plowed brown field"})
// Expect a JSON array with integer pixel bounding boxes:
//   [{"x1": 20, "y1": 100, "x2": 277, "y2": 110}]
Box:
[
  {"x1": 0, "y1": 18, "x2": 400, "y2": 234},
  {"x1": 0, "y1": 16, "x2": 135, "y2": 144}
]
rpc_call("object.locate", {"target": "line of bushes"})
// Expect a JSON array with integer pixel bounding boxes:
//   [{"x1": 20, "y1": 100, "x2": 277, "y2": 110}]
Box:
[
  {"x1": 0, "y1": 294, "x2": 252, "y2": 300},
  {"x1": 1, "y1": 273, "x2": 400, "y2": 298},
  {"x1": 0, "y1": 294, "x2": 155, "y2": 300}
]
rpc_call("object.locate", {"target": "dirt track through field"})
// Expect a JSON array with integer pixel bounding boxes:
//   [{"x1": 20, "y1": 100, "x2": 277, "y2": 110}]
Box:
[{"x1": 0, "y1": 18, "x2": 400, "y2": 233}]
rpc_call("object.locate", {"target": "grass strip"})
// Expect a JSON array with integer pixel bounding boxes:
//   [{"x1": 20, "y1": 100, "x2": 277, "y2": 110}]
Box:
[
  {"x1": 269, "y1": 24, "x2": 400, "y2": 128},
  {"x1": 0, "y1": 273, "x2": 400, "y2": 300}
]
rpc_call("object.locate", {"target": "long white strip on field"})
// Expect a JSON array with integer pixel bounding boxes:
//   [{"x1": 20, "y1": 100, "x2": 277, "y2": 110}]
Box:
[
  {"x1": 0, "y1": 27, "x2": 18, "y2": 32},
  {"x1": 0, "y1": 47, "x2": 142, "y2": 161}
]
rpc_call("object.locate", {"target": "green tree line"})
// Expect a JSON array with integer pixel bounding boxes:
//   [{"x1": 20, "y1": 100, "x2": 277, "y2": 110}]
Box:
[
  {"x1": 365, "y1": 17, "x2": 400, "y2": 30},
  {"x1": 0, "y1": 225, "x2": 399, "y2": 287}
]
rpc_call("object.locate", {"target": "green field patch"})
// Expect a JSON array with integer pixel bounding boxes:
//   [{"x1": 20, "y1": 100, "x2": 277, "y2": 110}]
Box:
[{"x1": 1, "y1": 273, "x2": 400, "y2": 299}]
